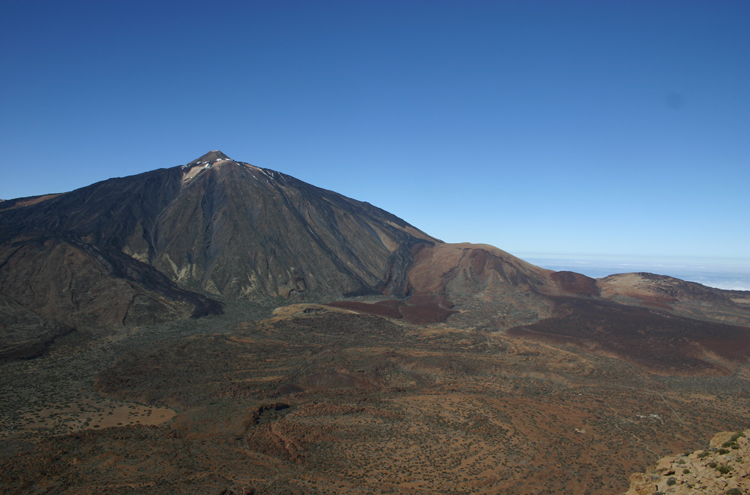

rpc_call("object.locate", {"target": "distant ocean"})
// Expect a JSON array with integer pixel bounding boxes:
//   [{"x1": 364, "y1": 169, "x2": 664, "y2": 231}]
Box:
[{"x1": 521, "y1": 254, "x2": 750, "y2": 291}]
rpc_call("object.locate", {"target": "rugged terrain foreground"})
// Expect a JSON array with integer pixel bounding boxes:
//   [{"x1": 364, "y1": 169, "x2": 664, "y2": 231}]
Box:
[
  {"x1": 1, "y1": 300, "x2": 749, "y2": 494},
  {"x1": 626, "y1": 429, "x2": 750, "y2": 494}
]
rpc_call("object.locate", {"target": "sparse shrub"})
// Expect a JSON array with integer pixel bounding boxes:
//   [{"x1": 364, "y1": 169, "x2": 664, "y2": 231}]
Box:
[
  {"x1": 717, "y1": 465, "x2": 731, "y2": 475},
  {"x1": 683, "y1": 468, "x2": 690, "y2": 474},
  {"x1": 726, "y1": 489, "x2": 742, "y2": 495},
  {"x1": 718, "y1": 448, "x2": 730, "y2": 455},
  {"x1": 666, "y1": 477, "x2": 676, "y2": 486},
  {"x1": 678, "y1": 459, "x2": 686, "y2": 464},
  {"x1": 654, "y1": 492, "x2": 665, "y2": 495},
  {"x1": 708, "y1": 462, "x2": 717, "y2": 468},
  {"x1": 730, "y1": 432, "x2": 745, "y2": 442},
  {"x1": 698, "y1": 451, "x2": 710, "y2": 459}
]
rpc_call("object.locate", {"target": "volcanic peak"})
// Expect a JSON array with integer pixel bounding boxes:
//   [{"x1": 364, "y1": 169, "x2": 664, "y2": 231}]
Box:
[
  {"x1": 183, "y1": 150, "x2": 232, "y2": 169},
  {"x1": 181, "y1": 150, "x2": 244, "y2": 182}
]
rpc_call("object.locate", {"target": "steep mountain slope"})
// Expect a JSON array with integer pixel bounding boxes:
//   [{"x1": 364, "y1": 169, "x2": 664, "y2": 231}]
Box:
[
  {"x1": 0, "y1": 237, "x2": 204, "y2": 362},
  {"x1": 0, "y1": 151, "x2": 437, "y2": 360},
  {"x1": 150, "y1": 151, "x2": 438, "y2": 298}
]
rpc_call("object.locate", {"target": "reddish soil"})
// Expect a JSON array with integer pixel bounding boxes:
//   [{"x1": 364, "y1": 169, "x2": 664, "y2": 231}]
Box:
[
  {"x1": 406, "y1": 294, "x2": 453, "y2": 308},
  {"x1": 373, "y1": 299, "x2": 407, "y2": 309},
  {"x1": 550, "y1": 271, "x2": 600, "y2": 297},
  {"x1": 399, "y1": 301, "x2": 459, "y2": 324},
  {"x1": 406, "y1": 243, "x2": 554, "y2": 296},
  {"x1": 696, "y1": 332, "x2": 750, "y2": 362},
  {"x1": 508, "y1": 297, "x2": 750, "y2": 374},
  {"x1": 326, "y1": 300, "x2": 404, "y2": 319}
]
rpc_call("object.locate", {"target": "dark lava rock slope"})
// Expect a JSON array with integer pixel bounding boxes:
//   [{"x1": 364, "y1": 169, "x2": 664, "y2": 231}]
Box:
[
  {"x1": 0, "y1": 151, "x2": 437, "y2": 360},
  {"x1": 149, "y1": 151, "x2": 437, "y2": 298}
]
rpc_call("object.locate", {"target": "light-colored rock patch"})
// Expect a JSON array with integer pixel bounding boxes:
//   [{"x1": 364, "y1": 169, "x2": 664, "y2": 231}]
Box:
[{"x1": 626, "y1": 429, "x2": 749, "y2": 494}]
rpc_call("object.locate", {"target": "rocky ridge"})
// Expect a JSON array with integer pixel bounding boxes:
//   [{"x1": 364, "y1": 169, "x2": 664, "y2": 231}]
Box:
[{"x1": 626, "y1": 429, "x2": 750, "y2": 494}]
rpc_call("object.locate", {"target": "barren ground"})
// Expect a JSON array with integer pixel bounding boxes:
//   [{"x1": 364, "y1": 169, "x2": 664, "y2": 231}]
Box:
[{"x1": 1, "y1": 300, "x2": 749, "y2": 494}]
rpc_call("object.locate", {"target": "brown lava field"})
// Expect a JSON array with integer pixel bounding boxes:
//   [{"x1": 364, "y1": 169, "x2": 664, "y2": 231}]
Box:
[{"x1": 2, "y1": 299, "x2": 749, "y2": 495}]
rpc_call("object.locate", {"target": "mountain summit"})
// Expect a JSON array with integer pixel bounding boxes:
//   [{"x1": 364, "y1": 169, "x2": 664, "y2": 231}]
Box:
[
  {"x1": 184, "y1": 149, "x2": 232, "y2": 168},
  {"x1": 159, "y1": 151, "x2": 439, "y2": 298},
  {"x1": 0, "y1": 152, "x2": 438, "y2": 360}
]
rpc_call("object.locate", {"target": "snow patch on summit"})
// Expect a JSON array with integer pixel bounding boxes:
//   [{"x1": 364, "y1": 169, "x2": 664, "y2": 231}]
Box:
[{"x1": 180, "y1": 151, "x2": 264, "y2": 183}]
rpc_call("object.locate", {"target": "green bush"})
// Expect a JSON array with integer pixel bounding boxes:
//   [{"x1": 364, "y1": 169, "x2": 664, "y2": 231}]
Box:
[
  {"x1": 698, "y1": 451, "x2": 710, "y2": 459},
  {"x1": 729, "y1": 431, "x2": 745, "y2": 442},
  {"x1": 725, "y1": 489, "x2": 742, "y2": 495},
  {"x1": 718, "y1": 448, "x2": 730, "y2": 455},
  {"x1": 708, "y1": 462, "x2": 718, "y2": 468},
  {"x1": 683, "y1": 468, "x2": 690, "y2": 474},
  {"x1": 717, "y1": 465, "x2": 731, "y2": 475},
  {"x1": 666, "y1": 477, "x2": 676, "y2": 486}
]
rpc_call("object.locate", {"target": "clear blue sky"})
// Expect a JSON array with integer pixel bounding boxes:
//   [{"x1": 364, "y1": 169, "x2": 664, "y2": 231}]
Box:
[{"x1": 1, "y1": 0, "x2": 748, "y2": 268}]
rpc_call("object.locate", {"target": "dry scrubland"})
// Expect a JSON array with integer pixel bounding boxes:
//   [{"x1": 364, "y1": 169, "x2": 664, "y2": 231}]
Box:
[{"x1": 1, "y1": 299, "x2": 749, "y2": 494}]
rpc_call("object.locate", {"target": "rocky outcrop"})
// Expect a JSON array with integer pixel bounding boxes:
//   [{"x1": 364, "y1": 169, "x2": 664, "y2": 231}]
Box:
[{"x1": 626, "y1": 429, "x2": 750, "y2": 494}]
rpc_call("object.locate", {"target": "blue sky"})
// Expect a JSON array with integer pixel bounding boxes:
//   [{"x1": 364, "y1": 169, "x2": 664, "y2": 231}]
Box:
[{"x1": 1, "y1": 0, "x2": 748, "y2": 282}]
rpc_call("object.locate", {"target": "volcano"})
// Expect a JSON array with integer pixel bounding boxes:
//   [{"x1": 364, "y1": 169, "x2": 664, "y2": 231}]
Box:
[
  {"x1": 1, "y1": 151, "x2": 749, "y2": 371},
  {"x1": 0, "y1": 151, "x2": 438, "y2": 360}
]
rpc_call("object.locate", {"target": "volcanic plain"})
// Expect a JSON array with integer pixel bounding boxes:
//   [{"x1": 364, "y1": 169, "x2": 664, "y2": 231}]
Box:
[{"x1": 2, "y1": 296, "x2": 749, "y2": 494}]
